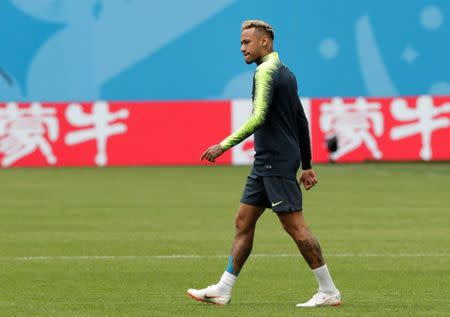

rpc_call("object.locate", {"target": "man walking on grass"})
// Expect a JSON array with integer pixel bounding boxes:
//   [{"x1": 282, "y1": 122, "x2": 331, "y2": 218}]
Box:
[{"x1": 187, "y1": 20, "x2": 341, "y2": 308}]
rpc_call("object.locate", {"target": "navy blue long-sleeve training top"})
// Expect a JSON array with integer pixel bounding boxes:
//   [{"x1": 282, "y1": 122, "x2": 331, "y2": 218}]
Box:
[{"x1": 220, "y1": 52, "x2": 312, "y2": 179}]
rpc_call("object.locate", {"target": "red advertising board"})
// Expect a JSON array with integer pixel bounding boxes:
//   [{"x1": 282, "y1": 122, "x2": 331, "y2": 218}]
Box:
[
  {"x1": 310, "y1": 96, "x2": 450, "y2": 163},
  {"x1": 0, "y1": 101, "x2": 231, "y2": 167},
  {"x1": 0, "y1": 96, "x2": 449, "y2": 167}
]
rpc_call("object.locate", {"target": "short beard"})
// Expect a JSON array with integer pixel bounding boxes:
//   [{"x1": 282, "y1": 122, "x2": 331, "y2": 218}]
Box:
[{"x1": 244, "y1": 55, "x2": 257, "y2": 64}]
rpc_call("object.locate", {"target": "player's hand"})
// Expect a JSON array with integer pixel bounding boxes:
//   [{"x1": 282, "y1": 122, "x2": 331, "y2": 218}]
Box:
[
  {"x1": 299, "y1": 169, "x2": 318, "y2": 190},
  {"x1": 200, "y1": 144, "x2": 224, "y2": 162}
]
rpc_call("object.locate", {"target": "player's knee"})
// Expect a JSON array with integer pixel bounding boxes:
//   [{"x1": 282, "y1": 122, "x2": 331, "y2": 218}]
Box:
[
  {"x1": 283, "y1": 222, "x2": 308, "y2": 241},
  {"x1": 234, "y1": 213, "x2": 254, "y2": 235}
]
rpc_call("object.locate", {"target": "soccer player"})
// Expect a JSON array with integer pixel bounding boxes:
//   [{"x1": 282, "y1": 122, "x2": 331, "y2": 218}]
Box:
[{"x1": 187, "y1": 20, "x2": 341, "y2": 307}]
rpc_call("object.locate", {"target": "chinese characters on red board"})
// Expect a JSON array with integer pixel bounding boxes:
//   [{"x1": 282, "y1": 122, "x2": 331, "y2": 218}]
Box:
[{"x1": 0, "y1": 96, "x2": 449, "y2": 167}]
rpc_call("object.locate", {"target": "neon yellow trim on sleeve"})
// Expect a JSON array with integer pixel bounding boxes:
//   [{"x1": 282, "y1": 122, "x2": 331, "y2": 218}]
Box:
[{"x1": 220, "y1": 53, "x2": 280, "y2": 151}]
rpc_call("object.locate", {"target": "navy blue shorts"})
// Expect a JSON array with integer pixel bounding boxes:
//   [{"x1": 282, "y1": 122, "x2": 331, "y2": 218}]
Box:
[{"x1": 240, "y1": 174, "x2": 303, "y2": 212}]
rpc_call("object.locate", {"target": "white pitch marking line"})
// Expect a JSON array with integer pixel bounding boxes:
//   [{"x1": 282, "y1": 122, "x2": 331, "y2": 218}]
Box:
[{"x1": 0, "y1": 253, "x2": 449, "y2": 261}]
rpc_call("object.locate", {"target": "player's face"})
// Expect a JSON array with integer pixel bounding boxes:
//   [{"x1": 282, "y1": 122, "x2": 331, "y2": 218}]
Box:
[{"x1": 240, "y1": 28, "x2": 263, "y2": 64}]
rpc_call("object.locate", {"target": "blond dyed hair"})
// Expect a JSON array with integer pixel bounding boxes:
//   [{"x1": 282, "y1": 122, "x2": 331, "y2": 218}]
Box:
[{"x1": 242, "y1": 20, "x2": 274, "y2": 40}]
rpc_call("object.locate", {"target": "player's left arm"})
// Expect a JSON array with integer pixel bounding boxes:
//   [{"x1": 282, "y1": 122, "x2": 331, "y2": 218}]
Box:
[
  {"x1": 201, "y1": 63, "x2": 277, "y2": 162},
  {"x1": 296, "y1": 99, "x2": 317, "y2": 190}
]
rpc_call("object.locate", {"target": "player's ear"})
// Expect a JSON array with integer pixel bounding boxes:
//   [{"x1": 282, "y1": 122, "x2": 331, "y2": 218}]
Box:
[
  {"x1": 259, "y1": 34, "x2": 266, "y2": 48},
  {"x1": 261, "y1": 34, "x2": 270, "y2": 49}
]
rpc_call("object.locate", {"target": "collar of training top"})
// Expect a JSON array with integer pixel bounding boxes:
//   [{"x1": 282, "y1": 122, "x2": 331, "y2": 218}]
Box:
[{"x1": 257, "y1": 51, "x2": 278, "y2": 65}]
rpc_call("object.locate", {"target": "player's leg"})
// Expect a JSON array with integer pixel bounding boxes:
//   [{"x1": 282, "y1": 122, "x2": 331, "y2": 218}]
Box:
[
  {"x1": 277, "y1": 211, "x2": 341, "y2": 307},
  {"x1": 277, "y1": 211, "x2": 324, "y2": 269},
  {"x1": 262, "y1": 176, "x2": 340, "y2": 307},
  {"x1": 187, "y1": 174, "x2": 268, "y2": 305},
  {"x1": 186, "y1": 203, "x2": 265, "y2": 305},
  {"x1": 228, "y1": 203, "x2": 266, "y2": 274}
]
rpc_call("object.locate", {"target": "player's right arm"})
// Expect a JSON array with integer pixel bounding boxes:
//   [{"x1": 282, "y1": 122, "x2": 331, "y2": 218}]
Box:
[
  {"x1": 201, "y1": 63, "x2": 278, "y2": 163},
  {"x1": 219, "y1": 63, "x2": 277, "y2": 151}
]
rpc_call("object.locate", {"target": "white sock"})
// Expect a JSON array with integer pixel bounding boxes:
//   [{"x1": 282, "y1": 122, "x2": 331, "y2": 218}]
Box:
[
  {"x1": 216, "y1": 271, "x2": 237, "y2": 293},
  {"x1": 312, "y1": 264, "x2": 338, "y2": 295}
]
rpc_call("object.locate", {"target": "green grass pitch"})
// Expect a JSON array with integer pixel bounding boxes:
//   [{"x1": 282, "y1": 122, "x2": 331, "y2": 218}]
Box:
[{"x1": 0, "y1": 163, "x2": 449, "y2": 317}]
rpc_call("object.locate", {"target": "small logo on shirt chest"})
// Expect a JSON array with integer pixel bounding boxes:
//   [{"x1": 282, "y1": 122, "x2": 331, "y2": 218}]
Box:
[{"x1": 265, "y1": 164, "x2": 272, "y2": 169}]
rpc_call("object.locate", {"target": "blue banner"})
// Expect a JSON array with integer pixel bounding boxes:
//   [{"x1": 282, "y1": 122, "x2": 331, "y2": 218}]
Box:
[{"x1": 1, "y1": 0, "x2": 449, "y2": 101}]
